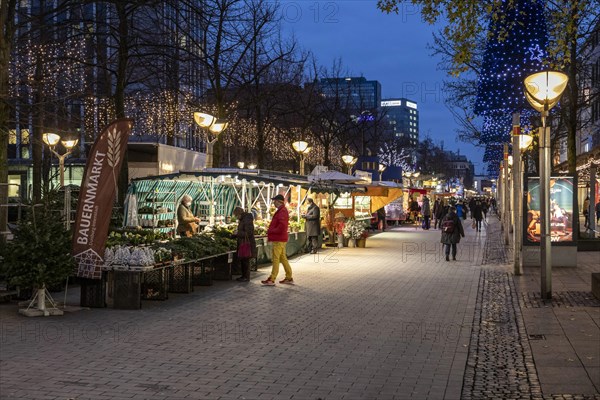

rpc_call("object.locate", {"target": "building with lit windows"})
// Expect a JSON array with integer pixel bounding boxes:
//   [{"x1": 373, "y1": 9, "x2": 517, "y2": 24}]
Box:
[
  {"x1": 380, "y1": 98, "x2": 419, "y2": 146},
  {"x1": 318, "y1": 77, "x2": 382, "y2": 111}
]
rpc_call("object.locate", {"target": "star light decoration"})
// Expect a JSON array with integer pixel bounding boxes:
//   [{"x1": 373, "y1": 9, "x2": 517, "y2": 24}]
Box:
[{"x1": 474, "y1": 0, "x2": 549, "y2": 175}]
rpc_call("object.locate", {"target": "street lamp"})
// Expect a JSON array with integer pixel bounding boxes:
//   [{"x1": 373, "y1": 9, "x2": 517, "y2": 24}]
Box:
[
  {"x1": 524, "y1": 70, "x2": 568, "y2": 300},
  {"x1": 292, "y1": 140, "x2": 311, "y2": 175},
  {"x1": 193, "y1": 112, "x2": 228, "y2": 168},
  {"x1": 42, "y1": 132, "x2": 78, "y2": 188},
  {"x1": 342, "y1": 154, "x2": 357, "y2": 174},
  {"x1": 378, "y1": 163, "x2": 387, "y2": 181},
  {"x1": 43, "y1": 132, "x2": 78, "y2": 230},
  {"x1": 237, "y1": 161, "x2": 245, "y2": 169}
]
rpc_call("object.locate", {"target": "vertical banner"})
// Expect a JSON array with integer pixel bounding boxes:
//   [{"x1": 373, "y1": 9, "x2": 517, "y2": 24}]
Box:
[{"x1": 72, "y1": 118, "x2": 134, "y2": 279}]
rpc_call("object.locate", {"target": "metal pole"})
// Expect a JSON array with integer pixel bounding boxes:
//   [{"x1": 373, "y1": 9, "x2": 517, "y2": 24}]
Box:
[
  {"x1": 205, "y1": 141, "x2": 214, "y2": 169},
  {"x1": 503, "y1": 144, "x2": 510, "y2": 245},
  {"x1": 540, "y1": 111, "x2": 552, "y2": 299},
  {"x1": 299, "y1": 155, "x2": 305, "y2": 175},
  {"x1": 512, "y1": 113, "x2": 522, "y2": 275}
]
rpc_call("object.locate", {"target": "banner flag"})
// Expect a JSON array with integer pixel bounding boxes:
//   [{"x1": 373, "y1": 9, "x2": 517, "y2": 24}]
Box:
[{"x1": 72, "y1": 118, "x2": 133, "y2": 279}]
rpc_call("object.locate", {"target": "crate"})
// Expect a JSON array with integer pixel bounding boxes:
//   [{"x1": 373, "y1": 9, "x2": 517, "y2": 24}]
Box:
[
  {"x1": 192, "y1": 260, "x2": 213, "y2": 286},
  {"x1": 106, "y1": 271, "x2": 142, "y2": 309},
  {"x1": 79, "y1": 276, "x2": 106, "y2": 308},
  {"x1": 168, "y1": 263, "x2": 193, "y2": 293},
  {"x1": 141, "y1": 268, "x2": 169, "y2": 300}
]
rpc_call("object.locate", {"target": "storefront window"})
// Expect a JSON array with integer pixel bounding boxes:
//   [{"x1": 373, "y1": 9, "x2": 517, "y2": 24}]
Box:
[{"x1": 8, "y1": 175, "x2": 21, "y2": 198}]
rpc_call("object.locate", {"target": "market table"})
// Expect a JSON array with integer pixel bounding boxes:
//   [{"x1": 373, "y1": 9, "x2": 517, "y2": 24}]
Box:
[{"x1": 80, "y1": 251, "x2": 236, "y2": 310}]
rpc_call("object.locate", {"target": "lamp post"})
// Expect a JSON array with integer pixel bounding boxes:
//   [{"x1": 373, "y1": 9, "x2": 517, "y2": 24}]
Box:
[
  {"x1": 378, "y1": 163, "x2": 386, "y2": 181},
  {"x1": 524, "y1": 70, "x2": 569, "y2": 300},
  {"x1": 193, "y1": 112, "x2": 228, "y2": 169},
  {"x1": 292, "y1": 140, "x2": 311, "y2": 175},
  {"x1": 43, "y1": 132, "x2": 78, "y2": 229},
  {"x1": 42, "y1": 133, "x2": 78, "y2": 188},
  {"x1": 342, "y1": 154, "x2": 357, "y2": 174}
]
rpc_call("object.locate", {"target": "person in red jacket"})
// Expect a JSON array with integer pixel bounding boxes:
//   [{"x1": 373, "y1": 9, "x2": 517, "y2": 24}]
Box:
[{"x1": 262, "y1": 194, "x2": 294, "y2": 286}]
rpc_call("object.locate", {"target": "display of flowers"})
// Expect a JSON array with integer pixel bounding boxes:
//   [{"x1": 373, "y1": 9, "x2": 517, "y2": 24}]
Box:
[
  {"x1": 343, "y1": 219, "x2": 367, "y2": 239},
  {"x1": 104, "y1": 245, "x2": 155, "y2": 267}
]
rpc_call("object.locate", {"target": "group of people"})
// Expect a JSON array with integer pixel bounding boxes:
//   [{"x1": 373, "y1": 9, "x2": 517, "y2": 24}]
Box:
[{"x1": 176, "y1": 193, "x2": 323, "y2": 286}]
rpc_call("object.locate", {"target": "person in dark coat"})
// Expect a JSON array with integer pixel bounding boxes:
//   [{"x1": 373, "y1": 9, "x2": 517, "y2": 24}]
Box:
[
  {"x1": 440, "y1": 206, "x2": 465, "y2": 261},
  {"x1": 472, "y1": 200, "x2": 484, "y2": 232},
  {"x1": 232, "y1": 207, "x2": 257, "y2": 282},
  {"x1": 303, "y1": 198, "x2": 321, "y2": 254},
  {"x1": 432, "y1": 198, "x2": 440, "y2": 229},
  {"x1": 422, "y1": 196, "x2": 431, "y2": 230}
]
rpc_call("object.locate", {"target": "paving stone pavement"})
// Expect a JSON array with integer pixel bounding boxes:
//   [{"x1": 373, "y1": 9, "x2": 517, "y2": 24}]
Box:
[
  {"x1": 0, "y1": 226, "x2": 484, "y2": 400},
  {"x1": 0, "y1": 219, "x2": 598, "y2": 400}
]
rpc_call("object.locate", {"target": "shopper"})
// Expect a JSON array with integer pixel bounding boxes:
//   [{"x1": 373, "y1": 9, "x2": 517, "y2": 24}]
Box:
[
  {"x1": 177, "y1": 194, "x2": 199, "y2": 237},
  {"x1": 432, "y1": 198, "x2": 440, "y2": 229},
  {"x1": 422, "y1": 195, "x2": 431, "y2": 230},
  {"x1": 583, "y1": 196, "x2": 590, "y2": 229},
  {"x1": 434, "y1": 199, "x2": 445, "y2": 229},
  {"x1": 232, "y1": 207, "x2": 256, "y2": 282},
  {"x1": 303, "y1": 198, "x2": 321, "y2": 254},
  {"x1": 441, "y1": 206, "x2": 465, "y2": 261},
  {"x1": 262, "y1": 194, "x2": 294, "y2": 286},
  {"x1": 472, "y1": 200, "x2": 484, "y2": 232}
]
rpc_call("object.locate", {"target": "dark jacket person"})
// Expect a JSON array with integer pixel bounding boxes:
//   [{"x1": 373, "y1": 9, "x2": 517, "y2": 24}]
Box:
[
  {"x1": 441, "y1": 207, "x2": 465, "y2": 261},
  {"x1": 232, "y1": 207, "x2": 257, "y2": 282},
  {"x1": 304, "y1": 198, "x2": 321, "y2": 254}
]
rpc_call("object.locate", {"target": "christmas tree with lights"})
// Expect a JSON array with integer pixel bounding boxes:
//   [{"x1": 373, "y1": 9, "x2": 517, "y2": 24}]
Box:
[{"x1": 474, "y1": 0, "x2": 548, "y2": 176}]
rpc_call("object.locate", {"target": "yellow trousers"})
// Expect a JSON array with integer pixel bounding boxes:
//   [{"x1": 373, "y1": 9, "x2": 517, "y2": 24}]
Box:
[{"x1": 270, "y1": 241, "x2": 292, "y2": 280}]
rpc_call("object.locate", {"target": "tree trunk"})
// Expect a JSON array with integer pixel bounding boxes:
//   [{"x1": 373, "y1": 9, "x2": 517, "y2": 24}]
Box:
[
  {"x1": 32, "y1": 52, "x2": 45, "y2": 203},
  {"x1": 566, "y1": 2, "x2": 579, "y2": 232},
  {"x1": 116, "y1": 2, "x2": 129, "y2": 207},
  {"x1": 0, "y1": 0, "x2": 16, "y2": 241}
]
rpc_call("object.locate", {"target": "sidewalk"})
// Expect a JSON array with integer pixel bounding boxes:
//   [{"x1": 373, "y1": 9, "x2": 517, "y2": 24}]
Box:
[{"x1": 0, "y1": 219, "x2": 597, "y2": 399}]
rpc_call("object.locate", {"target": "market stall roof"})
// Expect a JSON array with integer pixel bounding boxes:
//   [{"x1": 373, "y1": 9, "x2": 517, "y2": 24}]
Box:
[
  {"x1": 131, "y1": 168, "x2": 364, "y2": 193},
  {"x1": 350, "y1": 181, "x2": 404, "y2": 213},
  {"x1": 308, "y1": 170, "x2": 366, "y2": 185}
]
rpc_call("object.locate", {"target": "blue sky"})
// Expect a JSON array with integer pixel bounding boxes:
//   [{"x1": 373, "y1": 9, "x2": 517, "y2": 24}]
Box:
[{"x1": 279, "y1": 0, "x2": 486, "y2": 174}]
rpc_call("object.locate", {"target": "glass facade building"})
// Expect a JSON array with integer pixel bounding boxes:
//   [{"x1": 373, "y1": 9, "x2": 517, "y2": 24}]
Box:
[{"x1": 381, "y1": 98, "x2": 419, "y2": 146}]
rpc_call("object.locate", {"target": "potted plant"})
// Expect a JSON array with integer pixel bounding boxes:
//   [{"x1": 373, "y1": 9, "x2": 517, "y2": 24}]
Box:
[
  {"x1": 343, "y1": 219, "x2": 366, "y2": 247},
  {"x1": 0, "y1": 200, "x2": 74, "y2": 316},
  {"x1": 357, "y1": 230, "x2": 369, "y2": 248}
]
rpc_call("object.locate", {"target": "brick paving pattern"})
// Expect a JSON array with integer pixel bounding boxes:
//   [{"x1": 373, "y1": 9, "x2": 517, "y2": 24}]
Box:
[{"x1": 520, "y1": 291, "x2": 600, "y2": 309}]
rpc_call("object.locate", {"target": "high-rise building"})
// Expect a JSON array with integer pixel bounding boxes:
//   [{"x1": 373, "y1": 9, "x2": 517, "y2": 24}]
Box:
[
  {"x1": 318, "y1": 77, "x2": 381, "y2": 111},
  {"x1": 380, "y1": 98, "x2": 419, "y2": 146}
]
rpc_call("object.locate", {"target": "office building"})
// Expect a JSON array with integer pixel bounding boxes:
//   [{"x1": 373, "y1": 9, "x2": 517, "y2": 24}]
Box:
[{"x1": 381, "y1": 98, "x2": 419, "y2": 146}]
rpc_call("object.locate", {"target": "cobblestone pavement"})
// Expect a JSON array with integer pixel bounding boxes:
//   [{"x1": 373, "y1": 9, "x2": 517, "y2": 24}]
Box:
[
  {"x1": 467, "y1": 217, "x2": 600, "y2": 400},
  {"x1": 461, "y1": 269, "x2": 543, "y2": 400}
]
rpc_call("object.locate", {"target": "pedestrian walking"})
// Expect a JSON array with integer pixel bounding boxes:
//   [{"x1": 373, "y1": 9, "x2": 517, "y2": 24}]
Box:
[
  {"x1": 491, "y1": 198, "x2": 497, "y2": 214},
  {"x1": 441, "y1": 206, "x2": 465, "y2": 261},
  {"x1": 432, "y1": 198, "x2": 440, "y2": 228},
  {"x1": 303, "y1": 198, "x2": 320, "y2": 254},
  {"x1": 435, "y1": 200, "x2": 445, "y2": 229},
  {"x1": 472, "y1": 200, "x2": 484, "y2": 232},
  {"x1": 232, "y1": 207, "x2": 256, "y2": 282},
  {"x1": 422, "y1": 195, "x2": 431, "y2": 230},
  {"x1": 262, "y1": 194, "x2": 294, "y2": 286},
  {"x1": 583, "y1": 196, "x2": 590, "y2": 229}
]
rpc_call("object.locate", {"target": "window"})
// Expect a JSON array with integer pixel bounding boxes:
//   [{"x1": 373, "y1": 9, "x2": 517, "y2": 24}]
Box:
[
  {"x1": 9, "y1": 129, "x2": 16, "y2": 144},
  {"x1": 21, "y1": 129, "x2": 30, "y2": 145}
]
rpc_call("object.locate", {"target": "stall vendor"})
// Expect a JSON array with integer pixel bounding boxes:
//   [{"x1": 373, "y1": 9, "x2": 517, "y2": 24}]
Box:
[{"x1": 177, "y1": 194, "x2": 200, "y2": 237}]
